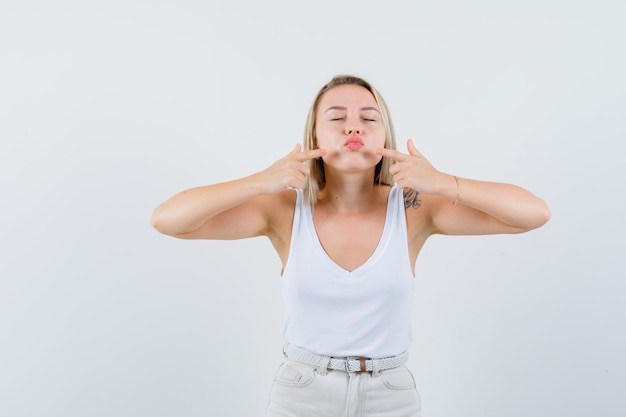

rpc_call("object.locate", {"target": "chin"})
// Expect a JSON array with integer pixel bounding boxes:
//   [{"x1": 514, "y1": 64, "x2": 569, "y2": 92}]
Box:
[{"x1": 336, "y1": 160, "x2": 381, "y2": 173}]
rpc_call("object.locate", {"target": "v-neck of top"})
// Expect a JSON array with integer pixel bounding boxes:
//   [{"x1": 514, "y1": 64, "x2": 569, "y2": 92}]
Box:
[{"x1": 303, "y1": 189, "x2": 394, "y2": 278}]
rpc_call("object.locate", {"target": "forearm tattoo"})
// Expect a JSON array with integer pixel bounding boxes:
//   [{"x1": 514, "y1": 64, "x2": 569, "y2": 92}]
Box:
[{"x1": 403, "y1": 188, "x2": 422, "y2": 209}]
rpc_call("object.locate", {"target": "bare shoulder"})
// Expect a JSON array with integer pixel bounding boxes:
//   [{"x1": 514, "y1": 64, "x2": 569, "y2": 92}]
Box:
[
  {"x1": 403, "y1": 188, "x2": 436, "y2": 239},
  {"x1": 402, "y1": 187, "x2": 423, "y2": 210},
  {"x1": 265, "y1": 189, "x2": 297, "y2": 221},
  {"x1": 263, "y1": 189, "x2": 298, "y2": 236}
]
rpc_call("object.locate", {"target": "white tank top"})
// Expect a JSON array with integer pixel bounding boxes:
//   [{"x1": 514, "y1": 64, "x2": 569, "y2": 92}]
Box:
[{"x1": 281, "y1": 186, "x2": 415, "y2": 358}]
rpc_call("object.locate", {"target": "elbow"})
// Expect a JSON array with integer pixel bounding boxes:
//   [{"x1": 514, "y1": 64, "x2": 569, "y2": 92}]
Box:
[
  {"x1": 150, "y1": 209, "x2": 166, "y2": 234},
  {"x1": 525, "y1": 200, "x2": 552, "y2": 232},
  {"x1": 540, "y1": 203, "x2": 552, "y2": 226},
  {"x1": 150, "y1": 206, "x2": 195, "y2": 237},
  {"x1": 150, "y1": 206, "x2": 175, "y2": 235},
  {"x1": 537, "y1": 198, "x2": 552, "y2": 226}
]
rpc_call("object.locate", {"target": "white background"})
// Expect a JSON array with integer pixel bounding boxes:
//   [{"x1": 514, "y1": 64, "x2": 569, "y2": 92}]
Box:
[{"x1": 1, "y1": 1, "x2": 625, "y2": 416}]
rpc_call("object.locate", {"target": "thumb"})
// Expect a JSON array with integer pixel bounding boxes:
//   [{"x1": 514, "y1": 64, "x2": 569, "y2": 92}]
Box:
[
  {"x1": 291, "y1": 143, "x2": 302, "y2": 154},
  {"x1": 407, "y1": 138, "x2": 422, "y2": 157}
]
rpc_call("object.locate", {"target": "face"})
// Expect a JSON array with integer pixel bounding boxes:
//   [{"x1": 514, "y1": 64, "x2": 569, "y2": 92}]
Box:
[{"x1": 315, "y1": 84, "x2": 386, "y2": 173}]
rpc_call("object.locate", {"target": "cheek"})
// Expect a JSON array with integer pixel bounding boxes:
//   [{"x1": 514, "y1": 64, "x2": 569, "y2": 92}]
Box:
[
  {"x1": 373, "y1": 133, "x2": 386, "y2": 149},
  {"x1": 315, "y1": 137, "x2": 331, "y2": 151},
  {"x1": 366, "y1": 124, "x2": 386, "y2": 147},
  {"x1": 315, "y1": 129, "x2": 340, "y2": 149}
]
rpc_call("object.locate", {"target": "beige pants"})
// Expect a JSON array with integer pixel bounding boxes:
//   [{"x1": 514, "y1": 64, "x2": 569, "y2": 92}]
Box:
[{"x1": 266, "y1": 359, "x2": 421, "y2": 417}]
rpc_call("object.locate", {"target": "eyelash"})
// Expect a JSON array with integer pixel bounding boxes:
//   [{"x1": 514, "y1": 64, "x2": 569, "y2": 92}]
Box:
[{"x1": 330, "y1": 118, "x2": 377, "y2": 122}]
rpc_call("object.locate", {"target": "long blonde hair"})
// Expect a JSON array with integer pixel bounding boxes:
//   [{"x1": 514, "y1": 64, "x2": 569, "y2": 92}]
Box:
[{"x1": 303, "y1": 74, "x2": 397, "y2": 204}]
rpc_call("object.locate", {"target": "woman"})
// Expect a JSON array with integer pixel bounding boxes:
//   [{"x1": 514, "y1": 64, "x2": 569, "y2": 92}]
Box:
[{"x1": 151, "y1": 74, "x2": 550, "y2": 416}]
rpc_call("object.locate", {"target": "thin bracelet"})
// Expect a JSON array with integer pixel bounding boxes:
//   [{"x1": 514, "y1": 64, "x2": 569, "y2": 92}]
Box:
[{"x1": 452, "y1": 175, "x2": 460, "y2": 206}]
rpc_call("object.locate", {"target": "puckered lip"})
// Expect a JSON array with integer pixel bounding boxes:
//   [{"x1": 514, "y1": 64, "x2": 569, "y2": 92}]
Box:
[{"x1": 343, "y1": 136, "x2": 364, "y2": 147}]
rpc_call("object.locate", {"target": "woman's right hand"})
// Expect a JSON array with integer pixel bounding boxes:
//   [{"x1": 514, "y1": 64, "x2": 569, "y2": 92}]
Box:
[{"x1": 258, "y1": 144, "x2": 326, "y2": 194}]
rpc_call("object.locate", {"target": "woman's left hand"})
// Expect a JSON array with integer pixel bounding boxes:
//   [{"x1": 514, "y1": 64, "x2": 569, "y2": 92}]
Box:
[{"x1": 377, "y1": 139, "x2": 452, "y2": 195}]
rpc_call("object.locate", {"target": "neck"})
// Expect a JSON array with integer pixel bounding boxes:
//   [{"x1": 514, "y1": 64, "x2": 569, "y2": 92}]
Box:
[{"x1": 318, "y1": 170, "x2": 383, "y2": 213}]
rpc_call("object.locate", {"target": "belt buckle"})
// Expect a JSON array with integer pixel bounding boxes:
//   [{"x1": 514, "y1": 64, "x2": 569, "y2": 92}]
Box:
[
  {"x1": 345, "y1": 357, "x2": 368, "y2": 373},
  {"x1": 359, "y1": 357, "x2": 368, "y2": 372}
]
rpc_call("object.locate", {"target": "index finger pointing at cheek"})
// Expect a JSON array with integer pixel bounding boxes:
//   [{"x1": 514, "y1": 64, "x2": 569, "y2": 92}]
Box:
[
  {"x1": 377, "y1": 148, "x2": 407, "y2": 162},
  {"x1": 297, "y1": 148, "x2": 327, "y2": 162}
]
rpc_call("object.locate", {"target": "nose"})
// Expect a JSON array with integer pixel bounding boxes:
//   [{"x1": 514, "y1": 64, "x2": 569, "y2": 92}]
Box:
[{"x1": 345, "y1": 127, "x2": 362, "y2": 135}]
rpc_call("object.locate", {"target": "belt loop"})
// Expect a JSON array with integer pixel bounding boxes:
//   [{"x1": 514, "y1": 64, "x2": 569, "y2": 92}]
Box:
[
  {"x1": 371, "y1": 359, "x2": 380, "y2": 377},
  {"x1": 316, "y1": 355, "x2": 330, "y2": 376}
]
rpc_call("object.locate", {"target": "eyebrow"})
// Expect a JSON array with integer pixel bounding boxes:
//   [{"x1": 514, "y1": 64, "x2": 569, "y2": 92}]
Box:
[{"x1": 324, "y1": 106, "x2": 381, "y2": 114}]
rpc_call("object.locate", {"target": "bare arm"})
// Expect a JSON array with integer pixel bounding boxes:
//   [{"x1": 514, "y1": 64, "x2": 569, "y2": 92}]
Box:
[
  {"x1": 379, "y1": 139, "x2": 551, "y2": 236},
  {"x1": 151, "y1": 145, "x2": 326, "y2": 239},
  {"x1": 426, "y1": 177, "x2": 551, "y2": 235}
]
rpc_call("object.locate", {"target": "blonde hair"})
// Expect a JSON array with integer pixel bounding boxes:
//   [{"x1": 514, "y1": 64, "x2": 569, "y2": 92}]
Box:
[{"x1": 303, "y1": 74, "x2": 397, "y2": 204}]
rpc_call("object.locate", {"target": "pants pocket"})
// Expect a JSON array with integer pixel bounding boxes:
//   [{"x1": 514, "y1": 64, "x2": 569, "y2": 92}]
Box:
[
  {"x1": 273, "y1": 360, "x2": 317, "y2": 387},
  {"x1": 380, "y1": 366, "x2": 417, "y2": 390},
  {"x1": 266, "y1": 361, "x2": 337, "y2": 416}
]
